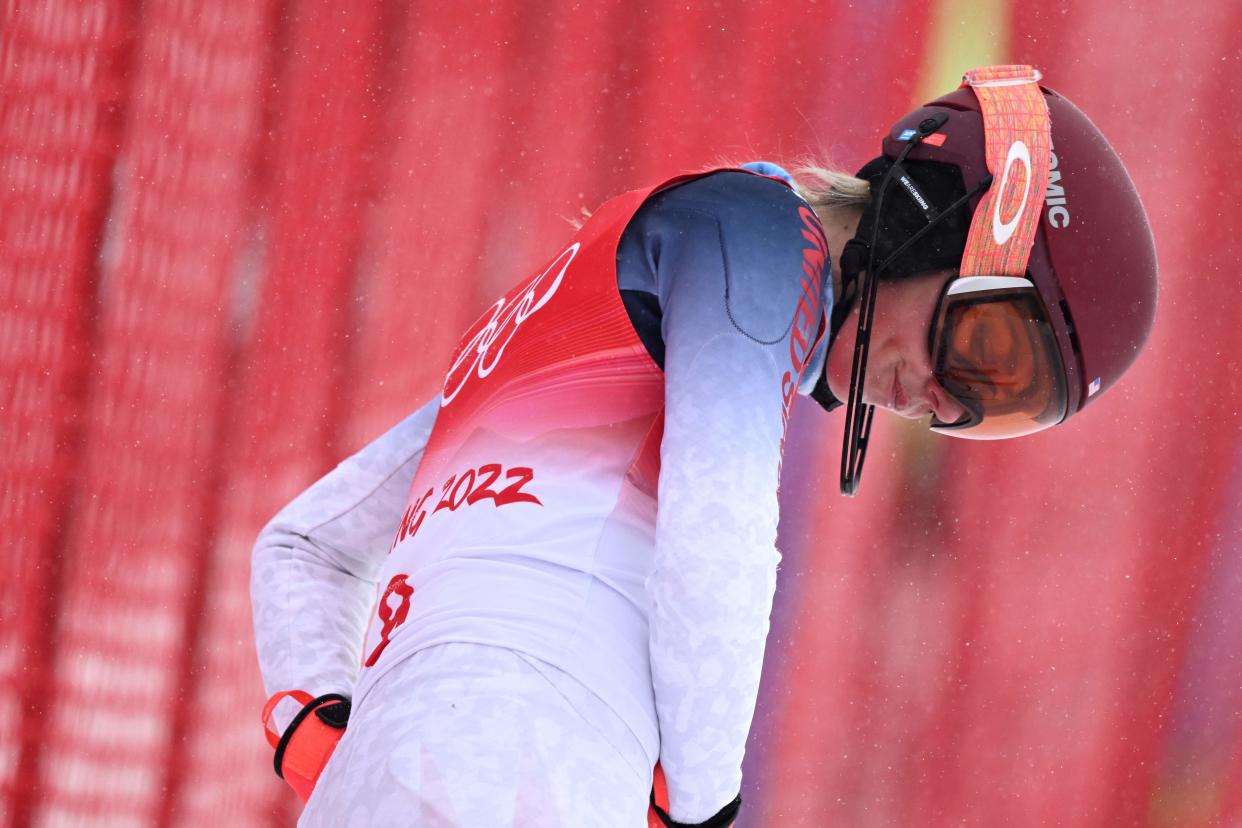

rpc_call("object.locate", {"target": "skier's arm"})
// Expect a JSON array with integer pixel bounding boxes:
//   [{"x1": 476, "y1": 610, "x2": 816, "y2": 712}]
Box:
[
  {"x1": 636, "y1": 171, "x2": 829, "y2": 824},
  {"x1": 250, "y1": 395, "x2": 440, "y2": 732}
]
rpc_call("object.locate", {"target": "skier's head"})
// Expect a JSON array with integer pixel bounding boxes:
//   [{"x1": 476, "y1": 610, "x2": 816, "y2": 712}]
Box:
[{"x1": 826, "y1": 65, "x2": 1158, "y2": 494}]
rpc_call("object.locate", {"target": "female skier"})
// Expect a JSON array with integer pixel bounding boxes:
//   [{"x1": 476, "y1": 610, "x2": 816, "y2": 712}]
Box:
[{"x1": 252, "y1": 65, "x2": 1157, "y2": 827}]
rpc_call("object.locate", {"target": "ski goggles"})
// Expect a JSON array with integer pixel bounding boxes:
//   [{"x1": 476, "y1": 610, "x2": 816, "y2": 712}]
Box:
[
  {"x1": 928, "y1": 275, "x2": 1067, "y2": 439},
  {"x1": 927, "y1": 66, "x2": 1064, "y2": 439}
]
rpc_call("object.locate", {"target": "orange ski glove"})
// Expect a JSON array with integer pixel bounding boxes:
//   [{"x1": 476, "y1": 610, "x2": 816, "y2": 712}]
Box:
[{"x1": 262, "y1": 690, "x2": 350, "y2": 803}]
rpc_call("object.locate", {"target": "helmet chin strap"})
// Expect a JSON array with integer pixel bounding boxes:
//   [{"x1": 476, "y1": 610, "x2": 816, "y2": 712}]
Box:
[
  {"x1": 838, "y1": 113, "x2": 994, "y2": 496},
  {"x1": 839, "y1": 115, "x2": 944, "y2": 496}
]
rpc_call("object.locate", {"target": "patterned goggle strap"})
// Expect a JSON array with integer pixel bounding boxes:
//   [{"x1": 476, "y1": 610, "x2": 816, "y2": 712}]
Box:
[{"x1": 958, "y1": 65, "x2": 1052, "y2": 278}]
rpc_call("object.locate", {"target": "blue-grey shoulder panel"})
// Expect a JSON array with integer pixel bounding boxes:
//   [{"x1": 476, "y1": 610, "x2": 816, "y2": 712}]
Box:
[
  {"x1": 616, "y1": 169, "x2": 833, "y2": 393},
  {"x1": 623, "y1": 170, "x2": 820, "y2": 343}
]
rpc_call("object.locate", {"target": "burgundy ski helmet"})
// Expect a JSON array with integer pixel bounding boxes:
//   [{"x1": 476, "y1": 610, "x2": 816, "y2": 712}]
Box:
[{"x1": 879, "y1": 82, "x2": 1159, "y2": 420}]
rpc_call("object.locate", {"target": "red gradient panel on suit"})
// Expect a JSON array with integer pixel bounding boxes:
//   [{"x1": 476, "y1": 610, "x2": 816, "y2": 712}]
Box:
[{"x1": 357, "y1": 170, "x2": 779, "y2": 697}]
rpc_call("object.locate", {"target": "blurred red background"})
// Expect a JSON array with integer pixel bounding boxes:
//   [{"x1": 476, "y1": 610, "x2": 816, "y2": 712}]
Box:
[{"x1": 3, "y1": 1, "x2": 1240, "y2": 825}]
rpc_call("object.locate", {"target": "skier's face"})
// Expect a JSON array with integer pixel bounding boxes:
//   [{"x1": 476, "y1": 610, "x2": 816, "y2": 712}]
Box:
[{"x1": 825, "y1": 269, "x2": 969, "y2": 424}]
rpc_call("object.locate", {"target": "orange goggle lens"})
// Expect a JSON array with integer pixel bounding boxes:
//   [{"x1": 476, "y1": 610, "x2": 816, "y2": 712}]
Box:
[{"x1": 929, "y1": 278, "x2": 1067, "y2": 439}]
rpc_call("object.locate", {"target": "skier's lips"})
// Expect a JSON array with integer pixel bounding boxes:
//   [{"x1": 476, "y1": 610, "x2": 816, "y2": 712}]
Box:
[{"x1": 891, "y1": 367, "x2": 907, "y2": 412}]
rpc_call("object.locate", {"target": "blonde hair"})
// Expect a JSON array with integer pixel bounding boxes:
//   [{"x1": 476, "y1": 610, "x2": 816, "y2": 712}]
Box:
[
  {"x1": 785, "y1": 160, "x2": 870, "y2": 213},
  {"x1": 707, "y1": 154, "x2": 870, "y2": 226}
]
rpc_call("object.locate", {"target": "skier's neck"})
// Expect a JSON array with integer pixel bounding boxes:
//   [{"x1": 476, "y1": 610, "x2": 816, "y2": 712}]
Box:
[{"x1": 813, "y1": 204, "x2": 863, "y2": 304}]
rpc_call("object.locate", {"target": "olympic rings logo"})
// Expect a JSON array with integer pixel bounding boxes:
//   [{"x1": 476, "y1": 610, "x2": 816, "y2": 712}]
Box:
[{"x1": 441, "y1": 242, "x2": 580, "y2": 407}]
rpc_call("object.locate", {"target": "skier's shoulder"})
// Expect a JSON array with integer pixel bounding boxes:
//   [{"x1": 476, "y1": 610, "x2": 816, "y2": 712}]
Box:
[{"x1": 639, "y1": 164, "x2": 826, "y2": 342}]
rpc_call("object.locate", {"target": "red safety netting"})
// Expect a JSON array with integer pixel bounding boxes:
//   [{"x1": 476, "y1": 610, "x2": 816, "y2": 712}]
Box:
[
  {"x1": 1, "y1": 1, "x2": 134, "y2": 824},
  {"x1": 3, "y1": 1, "x2": 1239, "y2": 826},
  {"x1": 173, "y1": 3, "x2": 389, "y2": 824}
]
